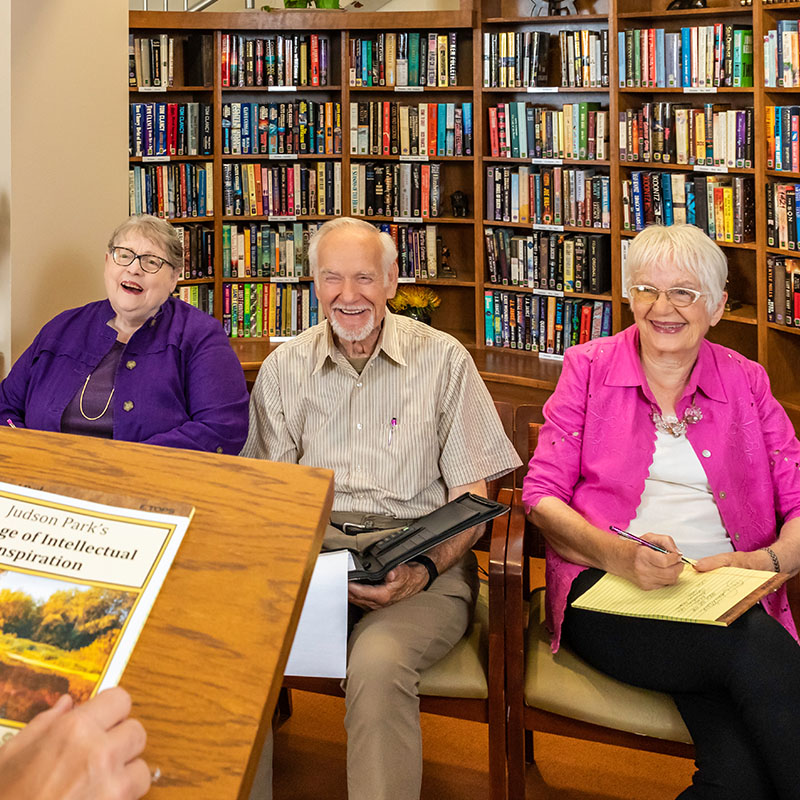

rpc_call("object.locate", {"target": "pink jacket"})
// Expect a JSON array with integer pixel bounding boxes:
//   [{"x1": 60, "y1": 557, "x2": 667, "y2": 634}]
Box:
[{"x1": 523, "y1": 325, "x2": 800, "y2": 652}]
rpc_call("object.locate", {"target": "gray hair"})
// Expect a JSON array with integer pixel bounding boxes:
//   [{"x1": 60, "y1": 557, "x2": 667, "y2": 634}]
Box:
[
  {"x1": 107, "y1": 214, "x2": 183, "y2": 272},
  {"x1": 308, "y1": 218, "x2": 397, "y2": 285},
  {"x1": 624, "y1": 224, "x2": 727, "y2": 313}
]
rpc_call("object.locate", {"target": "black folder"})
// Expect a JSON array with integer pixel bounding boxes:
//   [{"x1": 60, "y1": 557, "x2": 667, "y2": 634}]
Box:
[{"x1": 347, "y1": 493, "x2": 510, "y2": 583}]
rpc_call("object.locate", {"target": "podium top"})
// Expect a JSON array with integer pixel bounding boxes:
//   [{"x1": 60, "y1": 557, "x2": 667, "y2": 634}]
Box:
[{"x1": 0, "y1": 428, "x2": 334, "y2": 800}]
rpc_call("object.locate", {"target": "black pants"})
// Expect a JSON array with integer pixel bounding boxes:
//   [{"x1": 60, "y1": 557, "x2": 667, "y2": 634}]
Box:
[{"x1": 563, "y1": 569, "x2": 800, "y2": 800}]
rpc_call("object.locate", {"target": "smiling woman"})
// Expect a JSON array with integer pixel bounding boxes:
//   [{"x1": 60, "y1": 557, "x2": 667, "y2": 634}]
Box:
[{"x1": 0, "y1": 215, "x2": 249, "y2": 454}]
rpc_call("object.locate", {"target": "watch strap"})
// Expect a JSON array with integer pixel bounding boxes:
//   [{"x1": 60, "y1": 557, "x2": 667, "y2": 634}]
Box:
[{"x1": 411, "y1": 554, "x2": 438, "y2": 590}]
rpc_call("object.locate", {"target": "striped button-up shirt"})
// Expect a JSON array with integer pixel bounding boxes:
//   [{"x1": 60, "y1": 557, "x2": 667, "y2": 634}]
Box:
[{"x1": 242, "y1": 310, "x2": 521, "y2": 518}]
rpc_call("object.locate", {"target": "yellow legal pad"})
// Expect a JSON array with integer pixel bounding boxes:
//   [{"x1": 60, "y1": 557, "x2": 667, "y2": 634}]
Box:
[{"x1": 572, "y1": 565, "x2": 789, "y2": 626}]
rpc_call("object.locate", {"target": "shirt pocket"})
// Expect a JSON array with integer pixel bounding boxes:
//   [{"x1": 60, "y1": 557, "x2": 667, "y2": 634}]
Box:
[{"x1": 375, "y1": 417, "x2": 440, "y2": 500}]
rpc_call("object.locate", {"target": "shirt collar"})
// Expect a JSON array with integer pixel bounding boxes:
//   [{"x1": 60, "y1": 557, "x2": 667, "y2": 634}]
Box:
[
  {"x1": 311, "y1": 310, "x2": 408, "y2": 375},
  {"x1": 604, "y1": 324, "x2": 727, "y2": 404}
]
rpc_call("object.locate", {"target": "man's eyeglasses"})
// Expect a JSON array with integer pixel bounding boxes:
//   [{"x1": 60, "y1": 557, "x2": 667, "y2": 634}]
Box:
[
  {"x1": 629, "y1": 285, "x2": 705, "y2": 308},
  {"x1": 110, "y1": 246, "x2": 173, "y2": 275}
]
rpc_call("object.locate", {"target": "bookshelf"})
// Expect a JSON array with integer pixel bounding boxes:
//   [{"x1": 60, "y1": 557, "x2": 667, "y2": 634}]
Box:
[{"x1": 129, "y1": 1, "x2": 800, "y2": 426}]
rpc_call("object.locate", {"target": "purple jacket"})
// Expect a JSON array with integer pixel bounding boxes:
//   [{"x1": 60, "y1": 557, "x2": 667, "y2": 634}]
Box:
[
  {"x1": 0, "y1": 297, "x2": 249, "y2": 454},
  {"x1": 523, "y1": 325, "x2": 800, "y2": 651}
]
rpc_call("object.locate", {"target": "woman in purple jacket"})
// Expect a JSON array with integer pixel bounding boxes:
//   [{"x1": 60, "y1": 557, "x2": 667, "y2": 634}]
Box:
[
  {"x1": 524, "y1": 224, "x2": 800, "y2": 799},
  {"x1": 0, "y1": 215, "x2": 249, "y2": 453}
]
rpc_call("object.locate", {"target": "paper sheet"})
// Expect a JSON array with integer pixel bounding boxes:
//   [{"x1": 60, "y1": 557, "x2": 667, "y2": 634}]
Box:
[
  {"x1": 284, "y1": 550, "x2": 349, "y2": 679},
  {"x1": 572, "y1": 565, "x2": 782, "y2": 625},
  {"x1": 0, "y1": 481, "x2": 192, "y2": 743}
]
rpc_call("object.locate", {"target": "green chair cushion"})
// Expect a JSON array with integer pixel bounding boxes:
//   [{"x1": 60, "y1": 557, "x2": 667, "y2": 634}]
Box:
[
  {"x1": 524, "y1": 588, "x2": 692, "y2": 743},
  {"x1": 419, "y1": 582, "x2": 489, "y2": 699}
]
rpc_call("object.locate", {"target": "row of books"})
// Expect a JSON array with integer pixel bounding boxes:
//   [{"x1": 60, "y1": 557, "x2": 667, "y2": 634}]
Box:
[
  {"x1": 221, "y1": 101, "x2": 342, "y2": 156},
  {"x1": 764, "y1": 22, "x2": 800, "y2": 87},
  {"x1": 221, "y1": 34, "x2": 331, "y2": 88},
  {"x1": 618, "y1": 104, "x2": 754, "y2": 168},
  {"x1": 484, "y1": 227, "x2": 610, "y2": 293},
  {"x1": 224, "y1": 282, "x2": 320, "y2": 339},
  {"x1": 378, "y1": 223, "x2": 441, "y2": 280},
  {"x1": 482, "y1": 30, "x2": 611, "y2": 89},
  {"x1": 766, "y1": 182, "x2": 800, "y2": 251},
  {"x1": 176, "y1": 226, "x2": 214, "y2": 280},
  {"x1": 484, "y1": 290, "x2": 612, "y2": 354},
  {"x1": 617, "y1": 26, "x2": 754, "y2": 89},
  {"x1": 766, "y1": 106, "x2": 800, "y2": 172},
  {"x1": 488, "y1": 102, "x2": 609, "y2": 161},
  {"x1": 349, "y1": 101, "x2": 473, "y2": 158},
  {"x1": 349, "y1": 162, "x2": 443, "y2": 218},
  {"x1": 129, "y1": 34, "x2": 174, "y2": 89},
  {"x1": 222, "y1": 222, "x2": 322, "y2": 279},
  {"x1": 129, "y1": 103, "x2": 213, "y2": 158},
  {"x1": 128, "y1": 163, "x2": 213, "y2": 220},
  {"x1": 622, "y1": 172, "x2": 755, "y2": 243},
  {"x1": 486, "y1": 166, "x2": 611, "y2": 229},
  {"x1": 222, "y1": 161, "x2": 342, "y2": 218},
  {"x1": 767, "y1": 254, "x2": 800, "y2": 326},
  {"x1": 348, "y1": 33, "x2": 458, "y2": 88},
  {"x1": 177, "y1": 285, "x2": 214, "y2": 317}
]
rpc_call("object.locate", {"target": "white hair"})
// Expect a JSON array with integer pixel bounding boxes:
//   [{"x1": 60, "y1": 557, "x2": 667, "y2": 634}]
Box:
[
  {"x1": 624, "y1": 224, "x2": 727, "y2": 313},
  {"x1": 308, "y1": 217, "x2": 397, "y2": 286}
]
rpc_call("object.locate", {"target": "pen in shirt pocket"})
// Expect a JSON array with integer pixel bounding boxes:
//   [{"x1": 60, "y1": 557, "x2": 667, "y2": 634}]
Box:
[{"x1": 388, "y1": 417, "x2": 397, "y2": 446}]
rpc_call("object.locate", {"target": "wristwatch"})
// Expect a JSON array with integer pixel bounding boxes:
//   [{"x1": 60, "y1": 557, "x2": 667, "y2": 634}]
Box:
[{"x1": 411, "y1": 555, "x2": 439, "y2": 590}]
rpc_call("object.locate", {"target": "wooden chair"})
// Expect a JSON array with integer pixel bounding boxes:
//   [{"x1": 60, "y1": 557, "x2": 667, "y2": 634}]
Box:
[
  {"x1": 505, "y1": 422, "x2": 695, "y2": 800},
  {"x1": 280, "y1": 401, "x2": 516, "y2": 800}
]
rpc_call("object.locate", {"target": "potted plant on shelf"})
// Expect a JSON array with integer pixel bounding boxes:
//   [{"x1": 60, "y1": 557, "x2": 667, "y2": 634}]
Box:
[{"x1": 388, "y1": 286, "x2": 441, "y2": 325}]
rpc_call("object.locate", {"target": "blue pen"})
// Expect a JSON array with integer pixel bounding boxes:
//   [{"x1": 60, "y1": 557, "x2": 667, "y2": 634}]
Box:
[{"x1": 610, "y1": 525, "x2": 694, "y2": 565}]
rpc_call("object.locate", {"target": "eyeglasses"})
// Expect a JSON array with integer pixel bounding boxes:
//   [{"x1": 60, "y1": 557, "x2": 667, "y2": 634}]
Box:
[
  {"x1": 629, "y1": 285, "x2": 705, "y2": 308},
  {"x1": 110, "y1": 246, "x2": 173, "y2": 274}
]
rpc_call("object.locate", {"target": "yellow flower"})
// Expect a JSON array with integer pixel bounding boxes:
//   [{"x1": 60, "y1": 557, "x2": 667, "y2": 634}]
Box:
[{"x1": 388, "y1": 285, "x2": 441, "y2": 313}]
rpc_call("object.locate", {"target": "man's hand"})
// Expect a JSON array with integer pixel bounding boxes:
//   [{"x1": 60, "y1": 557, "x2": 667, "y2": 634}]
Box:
[
  {"x1": 694, "y1": 549, "x2": 776, "y2": 573},
  {"x1": 348, "y1": 563, "x2": 429, "y2": 610},
  {"x1": 0, "y1": 687, "x2": 149, "y2": 800},
  {"x1": 613, "y1": 532, "x2": 685, "y2": 591}
]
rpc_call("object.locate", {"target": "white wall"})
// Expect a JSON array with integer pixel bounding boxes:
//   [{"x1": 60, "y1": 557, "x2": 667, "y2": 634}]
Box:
[{"x1": 0, "y1": 0, "x2": 128, "y2": 373}]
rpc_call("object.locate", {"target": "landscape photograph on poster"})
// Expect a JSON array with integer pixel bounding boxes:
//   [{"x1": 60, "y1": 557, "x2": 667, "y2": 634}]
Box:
[{"x1": 0, "y1": 570, "x2": 137, "y2": 726}]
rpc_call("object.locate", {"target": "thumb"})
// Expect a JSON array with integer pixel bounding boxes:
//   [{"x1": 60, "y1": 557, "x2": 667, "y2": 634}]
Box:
[
  {"x1": 11, "y1": 695, "x2": 73, "y2": 745},
  {"x1": 693, "y1": 554, "x2": 729, "y2": 573}
]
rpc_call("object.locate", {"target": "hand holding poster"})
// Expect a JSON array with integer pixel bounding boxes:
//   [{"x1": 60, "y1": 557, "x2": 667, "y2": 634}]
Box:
[{"x1": 0, "y1": 481, "x2": 192, "y2": 742}]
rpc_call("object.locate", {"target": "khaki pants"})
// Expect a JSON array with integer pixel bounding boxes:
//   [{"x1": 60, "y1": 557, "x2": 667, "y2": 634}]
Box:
[{"x1": 327, "y1": 512, "x2": 479, "y2": 800}]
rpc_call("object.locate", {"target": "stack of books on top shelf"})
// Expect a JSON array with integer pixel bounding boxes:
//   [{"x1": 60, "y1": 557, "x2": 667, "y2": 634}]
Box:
[
  {"x1": 764, "y1": 21, "x2": 800, "y2": 87},
  {"x1": 767, "y1": 106, "x2": 800, "y2": 172},
  {"x1": 623, "y1": 172, "x2": 754, "y2": 242},
  {"x1": 767, "y1": 254, "x2": 800, "y2": 327},
  {"x1": 222, "y1": 101, "x2": 343, "y2": 156},
  {"x1": 484, "y1": 290, "x2": 612, "y2": 355},
  {"x1": 224, "y1": 282, "x2": 319, "y2": 339},
  {"x1": 222, "y1": 161, "x2": 342, "y2": 217},
  {"x1": 349, "y1": 101, "x2": 473, "y2": 157},
  {"x1": 485, "y1": 227, "x2": 610, "y2": 293},
  {"x1": 486, "y1": 165, "x2": 611, "y2": 229},
  {"x1": 130, "y1": 102, "x2": 213, "y2": 157},
  {"x1": 129, "y1": 162, "x2": 214, "y2": 219},
  {"x1": 618, "y1": 26, "x2": 753, "y2": 89},
  {"x1": 488, "y1": 101, "x2": 609, "y2": 161},
  {"x1": 221, "y1": 34, "x2": 331, "y2": 87},
  {"x1": 349, "y1": 32, "x2": 459, "y2": 88},
  {"x1": 619, "y1": 104, "x2": 754, "y2": 168}
]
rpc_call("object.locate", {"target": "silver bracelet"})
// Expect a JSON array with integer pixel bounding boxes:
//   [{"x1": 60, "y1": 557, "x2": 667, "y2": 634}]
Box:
[{"x1": 760, "y1": 547, "x2": 781, "y2": 573}]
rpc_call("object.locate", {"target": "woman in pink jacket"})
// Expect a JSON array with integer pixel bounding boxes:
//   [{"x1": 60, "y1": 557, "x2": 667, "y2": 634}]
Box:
[{"x1": 523, "y1": 224, "x2": 800, "y2": 800}]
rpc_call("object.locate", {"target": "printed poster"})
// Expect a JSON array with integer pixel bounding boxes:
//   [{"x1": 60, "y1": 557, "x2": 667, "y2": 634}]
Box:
[{"x1": 0, "y1": 481, "x2": 192, "y2": 743}]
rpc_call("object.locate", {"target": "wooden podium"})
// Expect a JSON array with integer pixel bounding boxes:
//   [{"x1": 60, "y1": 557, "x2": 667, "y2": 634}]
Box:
[{"x1": 0, "y1": 428, "x2": 334, "y2": 799}]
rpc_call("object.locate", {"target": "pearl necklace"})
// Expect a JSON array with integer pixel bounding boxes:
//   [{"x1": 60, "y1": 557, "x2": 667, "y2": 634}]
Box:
[{"x1": 651, "y1": 400, "x2": 703, "y2": 438}]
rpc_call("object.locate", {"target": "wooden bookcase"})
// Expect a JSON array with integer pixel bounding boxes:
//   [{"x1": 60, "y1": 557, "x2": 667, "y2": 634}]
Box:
[{"x1": 129, "y1": 1, "x2": 800, "y2": 425}]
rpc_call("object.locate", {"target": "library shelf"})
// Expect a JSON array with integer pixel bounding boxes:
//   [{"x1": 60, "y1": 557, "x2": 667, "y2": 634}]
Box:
[
  {"x1": 130, "y1": 85, "x2": 212, "y2": 93},
  {"x1": 350, "y1": 86, "x2": 474, "y2": 93},
  {"x1": 618, "y1": 161, "x2": 756, "y2": 175},
  {"x1": 487, "y1": 220, "x2": 611, "y2": 234},
  {"x1": 617, "y1": 6, "x2": 751, "y2": 18},
  {"x1": 129, "y1": 155, "x2": 213, "y2": 163},
  {"x1": 222, "y1": 153, "x2": 342, "y2": 160},
  {"x1": 222, "y1": 85, "x2": 343, "y2": 92},
  {"x1": 767, "y1": 322, "x2": 800, "y2": 337},
  {"x1": 483, "y1": 157, "x2": 611, "y2": 166}
]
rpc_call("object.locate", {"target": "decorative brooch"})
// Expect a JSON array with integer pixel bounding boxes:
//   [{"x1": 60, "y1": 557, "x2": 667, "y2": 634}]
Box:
[{"x1": 651, "y1": 402, "x2": 703, "y2": 438}]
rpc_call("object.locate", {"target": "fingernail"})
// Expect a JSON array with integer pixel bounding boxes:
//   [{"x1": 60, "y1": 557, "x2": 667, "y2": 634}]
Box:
[{"x1": 151, "y1": 768, "x2": 161, "y2": 783}]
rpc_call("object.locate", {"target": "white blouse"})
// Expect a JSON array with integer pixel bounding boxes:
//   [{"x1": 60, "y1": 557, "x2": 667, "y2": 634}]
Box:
[{"x1": 627, "y1": 427, "x2": 734, "y2": 560}]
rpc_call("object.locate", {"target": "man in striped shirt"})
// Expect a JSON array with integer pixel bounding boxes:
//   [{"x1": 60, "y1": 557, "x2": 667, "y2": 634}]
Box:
[{"x1": 242, "y1": 218, "x2": 520, "y2": 800}]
